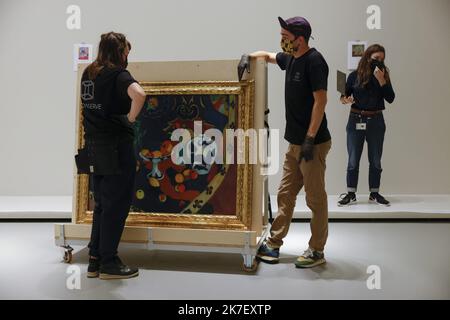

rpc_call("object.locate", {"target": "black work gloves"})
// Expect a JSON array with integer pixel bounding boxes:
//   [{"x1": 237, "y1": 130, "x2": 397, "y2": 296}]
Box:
[
  {"x1": 300, "y1": 136, "x2": 315, "y2": 162},
  {"x1": 238, "y1": 54, "x2": 250, "y2": 81}
]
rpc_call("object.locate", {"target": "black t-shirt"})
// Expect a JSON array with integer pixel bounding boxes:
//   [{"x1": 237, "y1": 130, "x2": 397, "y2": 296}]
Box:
[
  {"x1": 276, "y1": 48, "x2": 331, "y2": 145},
  {"x1": 345, "y1": 71, "x2": 395, "y2": 111},
  {"x1": 81, "y1": 67, "x2": 138, "y2": 141}
]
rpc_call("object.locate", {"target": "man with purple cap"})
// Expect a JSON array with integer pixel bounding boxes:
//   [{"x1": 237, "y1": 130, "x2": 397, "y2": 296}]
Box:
[{"x1": 238, "y1": 16, "x2": 331, "y2": 268}]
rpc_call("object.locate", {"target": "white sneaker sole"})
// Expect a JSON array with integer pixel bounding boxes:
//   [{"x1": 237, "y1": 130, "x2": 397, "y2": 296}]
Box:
[
  {"x1": 87, "y1": 271, "x2": 99, "y2": 278},
  {"x1": 295, "y1": 258, "x2": 326, "y2": 268},
  {"x1": 369, "y1": 199, "x2": 391, "y2": 207},
  {"x1": 99, "y1": 271, "x2": 139, "y2": 280},
  {"x1": 337, "y1": 199, "x2": 357, "y2": 207},
  {"x1": 256, "y1": 254, "x2": 279, "y2": 264}
]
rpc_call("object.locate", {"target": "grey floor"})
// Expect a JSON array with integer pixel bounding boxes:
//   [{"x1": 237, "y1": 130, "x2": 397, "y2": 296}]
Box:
[{"x1": 0, "y1": 222, "x2": 449, "y2": 300}]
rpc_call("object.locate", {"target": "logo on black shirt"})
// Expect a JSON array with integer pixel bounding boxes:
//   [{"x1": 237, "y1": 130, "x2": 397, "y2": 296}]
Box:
[
  {"x1": 81, "y1": 80, "x2": 95, "y2": 100},
  {"x1": 293, "y1": 72, "x2": 302, "y2": 82}
]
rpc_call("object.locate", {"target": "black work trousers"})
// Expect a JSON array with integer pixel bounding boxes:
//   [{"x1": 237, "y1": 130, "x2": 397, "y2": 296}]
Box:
[{"x1": 88, "y1": 138, "x2": 136, "y2": 265}]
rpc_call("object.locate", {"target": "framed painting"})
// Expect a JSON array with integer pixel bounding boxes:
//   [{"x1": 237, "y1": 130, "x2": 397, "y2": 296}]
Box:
[{"x1": 74, "y1": 80, "x2": 255, "y2": 230}]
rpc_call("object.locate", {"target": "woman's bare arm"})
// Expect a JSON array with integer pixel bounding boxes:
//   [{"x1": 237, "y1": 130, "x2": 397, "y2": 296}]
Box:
[{"x1": 127, "y1": 82, "x2": 146, "y2": 123}]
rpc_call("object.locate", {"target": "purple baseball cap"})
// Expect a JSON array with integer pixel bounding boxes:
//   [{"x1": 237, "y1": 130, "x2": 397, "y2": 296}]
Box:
[{"x1": 278, "y1": 16, "x2": 314, "y2": 40}]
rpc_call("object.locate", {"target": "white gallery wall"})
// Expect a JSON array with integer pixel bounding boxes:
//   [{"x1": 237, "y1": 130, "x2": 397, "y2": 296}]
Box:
[{"x1": 0, "y1": 0, "x2": 449, "y2": 196}]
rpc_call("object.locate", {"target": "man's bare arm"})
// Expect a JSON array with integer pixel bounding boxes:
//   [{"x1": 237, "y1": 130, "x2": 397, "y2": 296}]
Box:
[
  {"x1": 249, "y1": 51, "x2": 277, "y2": 64},
  {"x1": 307, "y1": 89, "x2": 328, "y2": 138}
]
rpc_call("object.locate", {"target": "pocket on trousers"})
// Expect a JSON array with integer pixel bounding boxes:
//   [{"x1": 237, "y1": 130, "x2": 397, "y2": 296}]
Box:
[
  {"x1": 369, "y1": 115, "x2": 386, "y2": 132},
  {"x1": 287, "y1": 144, "x2": 301, "y2": 161},
  {"x1": 91, "y1": 141, "x2": 121, "y2": 175},
  {"x1": 75, "y1": 139, "x2": 122, "y2": 175},
  {"x1": 74, "y1": 148, "x2": 91, "y2": 174},
  {"x1": 346, "y1": 114, "x2": 357, "y2": 132}
]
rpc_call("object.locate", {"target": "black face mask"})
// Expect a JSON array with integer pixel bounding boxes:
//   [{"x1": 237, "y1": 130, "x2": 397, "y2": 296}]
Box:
[
  {"x1": 123, "y1": 57, "x2": 128, "y2": 69},
  {"x1": 371, "y1": 59, "x2": 385, "y2": 72}
]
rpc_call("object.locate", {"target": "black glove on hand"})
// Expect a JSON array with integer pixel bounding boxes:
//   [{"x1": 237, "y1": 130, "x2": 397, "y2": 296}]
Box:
[
  {"x1": 238, "y1": 54, "x2": 250, "y2": 81},
  {"x1": 300, "y1": 136, "x2": 315, "y2": 162}
]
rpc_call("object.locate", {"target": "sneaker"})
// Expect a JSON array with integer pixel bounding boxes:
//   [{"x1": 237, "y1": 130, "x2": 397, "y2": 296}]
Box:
[
  {"x1": 87, "y1": 256, "x2": 100, "y2": 278},
  {"x1": 369, "y1": 192, "x2": 390, "y2": 206},
  {"x1": 99, "y1": 256, "x2": 139, "y2": 280},
  {"x1": 256, "y1": 241, "x2": 280, "y2": 264},
  {"x1": 337, "y1": 192, "x2": 356, "y2": 206},
  {"x1": 295, "y1": 248, "x2": 326, "y2": 268}
]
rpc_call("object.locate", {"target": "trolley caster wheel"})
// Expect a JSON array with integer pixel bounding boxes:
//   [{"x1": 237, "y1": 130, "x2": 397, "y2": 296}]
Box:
[
  {"x1": 63, "y1": 250, "x2": 73, "y2": 263},
  {"x1": 62, "y1": 245, "x2": 74, "y2": 263},
  {"x1": 242, "y1": 260, "x2": 259, "y2": 273}
]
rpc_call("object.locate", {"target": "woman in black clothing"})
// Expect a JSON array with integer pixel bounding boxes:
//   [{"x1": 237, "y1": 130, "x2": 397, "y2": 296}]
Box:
[
  {"x1": 81, "y1": 32, "x2": 146, "y2": 279},
  {"x1": 338, "y1": 44, "x2": 395, "y2": 207}
]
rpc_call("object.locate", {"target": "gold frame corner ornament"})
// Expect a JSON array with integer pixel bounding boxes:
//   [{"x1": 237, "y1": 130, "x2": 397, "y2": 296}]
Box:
[{"x1": 75, "y1": 80, "x2": 255, "y2": 230}]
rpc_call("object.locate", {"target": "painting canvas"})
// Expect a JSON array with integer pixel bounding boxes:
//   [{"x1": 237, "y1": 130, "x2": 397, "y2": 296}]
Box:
[
  {"x1": 78, "y1": 81, "x2": 255, "y2": 230},
  {"x1": 351, "y1": 44, "x2": 365, "y2": 57},
  {"x1": 131, "y1": 93, "x2": 237, "y2": 215}
]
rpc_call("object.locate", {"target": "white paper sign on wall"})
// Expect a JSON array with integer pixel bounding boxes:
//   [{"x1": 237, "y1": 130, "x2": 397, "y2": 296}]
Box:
[
  {"x1": 347, "y1": 40, "x2": 367, "y2": 71},
  {"x1": 73, "y1": 43, "x2": 93, "y2": 72}
]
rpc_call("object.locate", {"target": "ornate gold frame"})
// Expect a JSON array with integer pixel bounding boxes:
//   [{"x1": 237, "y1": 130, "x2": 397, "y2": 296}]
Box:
[{"x1": 74, "y1": 80, "x2": 255, "y2": 230}]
